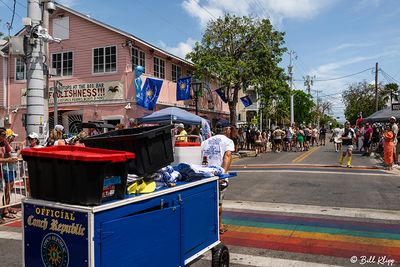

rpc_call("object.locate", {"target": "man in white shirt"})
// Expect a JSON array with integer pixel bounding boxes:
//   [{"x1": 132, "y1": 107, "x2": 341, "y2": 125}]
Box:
[{"x1": 201, "y1": 126, "x2": 234, "y2": 234}]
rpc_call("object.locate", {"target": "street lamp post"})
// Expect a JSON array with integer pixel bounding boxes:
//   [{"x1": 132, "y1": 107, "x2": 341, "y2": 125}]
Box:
[{"x1": 191, "y1": 80, "x2": 203, "y2": 115}]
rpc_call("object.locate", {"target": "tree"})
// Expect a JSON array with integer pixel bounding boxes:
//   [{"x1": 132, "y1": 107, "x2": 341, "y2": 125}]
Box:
[
  {"x1": 186, "y1": 14, "x2": 288, "y2": 125},
  {"x1": 342, "y1": 81, "x2": 387, "y2": 124},
  {"x1": 291, "y1": 90, "x2": 314, "y2": 125},
  {"x1": 381, "y1": 83, "x2": 399, "y2": 105}
]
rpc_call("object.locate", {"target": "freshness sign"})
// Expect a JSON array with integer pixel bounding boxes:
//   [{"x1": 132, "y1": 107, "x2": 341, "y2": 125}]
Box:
[{"x1": 23, "y1": 203, "x2": 89, "y2": 267}]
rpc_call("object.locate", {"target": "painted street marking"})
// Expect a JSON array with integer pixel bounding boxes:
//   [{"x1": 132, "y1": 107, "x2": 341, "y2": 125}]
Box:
[
  {"x1": 202, "y1": 251, "x2": 343, "y2": 267},
  {"x1": 224, "y1": 200, "x2": 400, "y2": 221},
  {"x1": 231, "y1": 169, "x2": 391, "y2": 176},
  {"x1": 0, "y1": 231, "x2": 22, "y2": 240}
]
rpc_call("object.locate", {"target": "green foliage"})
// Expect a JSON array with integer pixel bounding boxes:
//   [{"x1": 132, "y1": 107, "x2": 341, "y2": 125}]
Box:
[
  {"x1": 291, "y1": 90, "x2": 315, "y2": 124},
  {"x1": 186, "y1": 14, "x2": 288, "y2": 125},
  {"x1": 342, "y1": 81, "x2": 388, "y2": 124}
]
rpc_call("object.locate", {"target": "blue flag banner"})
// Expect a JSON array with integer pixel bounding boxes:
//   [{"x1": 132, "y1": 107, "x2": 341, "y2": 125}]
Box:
[
  {"x1": 240, "y1": 95, "x2": 253, "y2": 107},
  {"x1": 137, "y1": 78, "x2": 163, "y2": 110},
  {"x1": 176, "y1": 76, "x2": 192, "y2": 101},
  {"x1": 215, "y1": 87, "x2": 228, "y2": 103}
]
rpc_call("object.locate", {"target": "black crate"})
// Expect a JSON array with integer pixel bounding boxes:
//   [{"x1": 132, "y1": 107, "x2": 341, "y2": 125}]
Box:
[
  {"x1": 82, "y1": 125, "x2": 174, "y2": 176},
  {"x1": 21, "y1": 146, "x2": 134, "y2": 205}
]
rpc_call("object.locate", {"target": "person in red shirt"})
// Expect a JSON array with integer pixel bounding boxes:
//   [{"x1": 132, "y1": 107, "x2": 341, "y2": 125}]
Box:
[
  {"x1": 356, "y1": 115, "x2": 363, "y2": 128},
  {"x1": 362, "y1": 122, "x2": 373, "y2": 156}
]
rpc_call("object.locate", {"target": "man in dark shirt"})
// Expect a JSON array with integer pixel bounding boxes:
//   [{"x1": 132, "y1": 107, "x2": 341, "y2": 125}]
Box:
[
  {"x1": 319, "y1": 125, "x2": 327, "y2": 146},
  {"x1": 362, "y1": 122, "x2": 373, "y2": 156}
]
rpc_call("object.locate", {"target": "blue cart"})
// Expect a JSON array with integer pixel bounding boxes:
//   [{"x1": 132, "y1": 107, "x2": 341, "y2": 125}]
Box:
[{"x1": 22, "y1": 177, "x2": 229, "y2": 267}]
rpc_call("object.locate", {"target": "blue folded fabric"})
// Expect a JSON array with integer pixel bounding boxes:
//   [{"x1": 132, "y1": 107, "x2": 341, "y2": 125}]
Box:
[{"x1": 173, "y1": 164, "x2": 224, "y2": 181}]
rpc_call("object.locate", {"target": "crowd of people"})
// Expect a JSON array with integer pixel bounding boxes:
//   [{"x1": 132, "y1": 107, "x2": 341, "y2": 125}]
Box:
[{"x1": 202, "y1": 124, "x2": 328, "y2": 156}]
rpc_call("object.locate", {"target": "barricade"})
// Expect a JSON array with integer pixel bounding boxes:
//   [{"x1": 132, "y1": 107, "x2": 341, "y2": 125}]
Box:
[{"x1": 0, "y1": 160, "x2": 29, "y2": 212}]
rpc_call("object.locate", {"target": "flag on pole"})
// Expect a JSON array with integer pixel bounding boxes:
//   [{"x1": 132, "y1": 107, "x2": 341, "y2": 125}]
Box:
[
  {"x1": 136, "y1": 78, "x2": 163, "y2": 110},
  {"x1": 240, "y1": 95, "x2": 253, "y2": 107},
  {"x1": 176, "y1": 76, "x2": 191, "y2": 100},
  {"x1": 215, "y1": 87, "x2": 228, "y2": 103}
]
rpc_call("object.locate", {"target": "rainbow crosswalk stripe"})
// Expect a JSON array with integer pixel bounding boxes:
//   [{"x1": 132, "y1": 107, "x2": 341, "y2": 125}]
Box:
[{"x1": 221, "y1": 211, "x2": 400, "y2": 260}]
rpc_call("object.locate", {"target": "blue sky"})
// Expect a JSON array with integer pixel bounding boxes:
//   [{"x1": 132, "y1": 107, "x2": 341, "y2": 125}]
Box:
[{"x1": 1, "y1": 0, "x2": 400, "y2": 121}]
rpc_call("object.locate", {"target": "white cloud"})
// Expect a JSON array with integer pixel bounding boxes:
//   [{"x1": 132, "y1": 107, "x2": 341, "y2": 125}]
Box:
[
  {"x1": 159, "y1": 38, "x2": 197, "y2": 59},
  {"x1": 327, "y1": 43, "x2": 373, "y2": 53},
  {"x1": 182, "y1": 0, "x2": 334, "y2": 27}
]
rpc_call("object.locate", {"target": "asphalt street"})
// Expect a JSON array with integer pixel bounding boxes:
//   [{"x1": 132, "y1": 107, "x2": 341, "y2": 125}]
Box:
[{"x1": 1, "y1": 143, "x2": 400, "y2": 266}]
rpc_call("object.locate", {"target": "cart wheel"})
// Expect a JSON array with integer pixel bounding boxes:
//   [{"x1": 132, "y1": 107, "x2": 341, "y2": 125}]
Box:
[{"x1": 211, "y1": 244, "x2": 229, "y2": 267}]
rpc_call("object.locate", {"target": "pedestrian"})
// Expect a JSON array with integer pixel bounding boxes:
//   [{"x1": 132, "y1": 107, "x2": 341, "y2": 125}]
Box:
[
  {"x1": 362, "y1": 122, "x2": 373, "y2": 156},
  {"x1": 311, "y1": 126, "x2": 318, "y2": 147},
  {"x1": 319, "y1": 125, "x2": 327, "y2": 146},
  {"x1": 1, "y1": 129, "x2": 19, "y2": 221},
  {"x1": 272, "y1": 126, "x2": 284, "y2": 152},
  {"x1": 53, "y1": 125, "x2": 66, "y2": 145},
  {"x1": 27, "y1": 132, "x2": 44, "y2": 148},
  {"x1": 383, "y1": 123, "x2": 395, "y2": 171},
  {"x1": 296, "y1": 127, "x2": 305, "y2": 152},
  {"x1": 176, "y1": 123, "x2": 188, "y2": 142},
  {"x1": 389, "y1": 116, "x2": 399, "y2": 166},
  {"x1": 331, "y1": 124, "x2": 342, "y2": 152},
  {"x1": 237, "y1": 128, "x2": 245, "y2": 150},
  {"x1": 254, "y1": 130, "x2": 263, "y2": 156},
  {"x1": 201, "y1": 126, "x2": 234, "y2": 234},
  {"x1": 339, "y1": 121, "x2": 355, "y2": 168}
]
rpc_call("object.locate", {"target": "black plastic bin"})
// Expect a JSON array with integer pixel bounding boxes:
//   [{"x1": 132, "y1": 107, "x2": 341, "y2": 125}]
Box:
[
  {"x1": 82, "y1": 125, "x2": 174, "y2": 176},
  {"x1": 21, "y1": 146, "x2": 135, "y2": 205}
]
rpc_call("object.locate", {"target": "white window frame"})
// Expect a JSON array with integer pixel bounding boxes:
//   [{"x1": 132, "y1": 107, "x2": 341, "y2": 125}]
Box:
[
  {"x1": 15, "y1": 57, "x2": 26, "y2": 81},
  {"x1": 172, "y1": 64, "x2": 181, "y2": 82},
  {"x1": 93, "y1": 45, "x2": 117, "y2": 74},
  {"x1": 153, "y1": 56, "x2": 165, "y2": 79},
  {"x1": 51, "y1": 51, "x2": 73, "y2": 77},
  {"x1": 132, "y1": 47, "x2": 146, "y2": 72}
]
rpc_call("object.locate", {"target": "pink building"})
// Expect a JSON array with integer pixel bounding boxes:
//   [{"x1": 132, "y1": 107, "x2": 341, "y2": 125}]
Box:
[{"x1": 0, "y1": 3, "x2": 229, "y2": 140}]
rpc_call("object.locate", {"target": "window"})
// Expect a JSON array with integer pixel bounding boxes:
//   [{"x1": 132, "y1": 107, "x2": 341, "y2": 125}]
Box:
[
  {"x1": 186, "y1": 70, "x2": 192, "y2": 77},
  {"x1": 172, "y1": 64, "x2": 181, "y2": 82},
  {"x1": 15, "y1": 57, "x2": 26, "y2": 80},
  {"x1": 132, "y1": 47, "x2": 145, "y2": 72},
  {"x1": 153, "y1": 57, "x2": 165, "y2": 79},
  {"x1": 93, "y1": 46, "x2": 116, "y2": 73},
  {"x1": 52, "y1": 52, "x2": 73, "y2": 76}
]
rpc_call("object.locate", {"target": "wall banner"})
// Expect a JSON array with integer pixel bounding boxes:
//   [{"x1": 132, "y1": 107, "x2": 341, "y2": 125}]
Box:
[{"x1": 21, "y1": 81, "x2": 124, "y2": 105}]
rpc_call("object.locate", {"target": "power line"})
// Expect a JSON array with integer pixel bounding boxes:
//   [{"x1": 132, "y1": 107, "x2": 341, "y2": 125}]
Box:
[
  {"x1": 294, "y1": 67, "x2": 374, "y2": 82},
  {"x1": 0, "y1": 0, "x2": 23, "y2": 19},
  {"x1": 191, "y1": 0, "x2": 217, "y2": 20},
  {"x1": 8, "y1": 0, "x2": 17, "y2": 33},
  {"x1": 380, "y1": 69, "x2": 400, "y2": 84}
]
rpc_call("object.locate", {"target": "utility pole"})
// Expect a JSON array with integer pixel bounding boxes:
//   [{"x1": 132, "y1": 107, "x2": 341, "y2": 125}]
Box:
[
  {"x1": 25, "y1": 0, "x2": 58, "y2": 141},
  {"x1": 42, "y1": 1, "x2": 50, "y2": 131},
  {"x1": 26, "y1": 0, "x2": 45, "y2": 140},
  {"x1": 287, "y1": 50, "x2": 297, "y2": 125},
  {"x1": 304, "y1": 75, "x2": 316, "y2": 95},
  {"x1": 314, "y1": 89, "x2": 322, "y2": 128},
  {"x1": 375, "y1": 62, "x2": 379, "y2": 112}
]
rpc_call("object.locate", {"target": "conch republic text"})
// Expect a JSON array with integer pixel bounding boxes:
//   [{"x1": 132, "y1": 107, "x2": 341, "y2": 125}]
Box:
[{"x1": 26, "y1": 207, "x2": 86, "y2": 236}]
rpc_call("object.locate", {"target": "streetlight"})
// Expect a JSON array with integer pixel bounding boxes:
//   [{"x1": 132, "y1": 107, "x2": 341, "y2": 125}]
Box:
[{"x1": 191, "y1": 80, "x2": 203, "y2": 115}]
